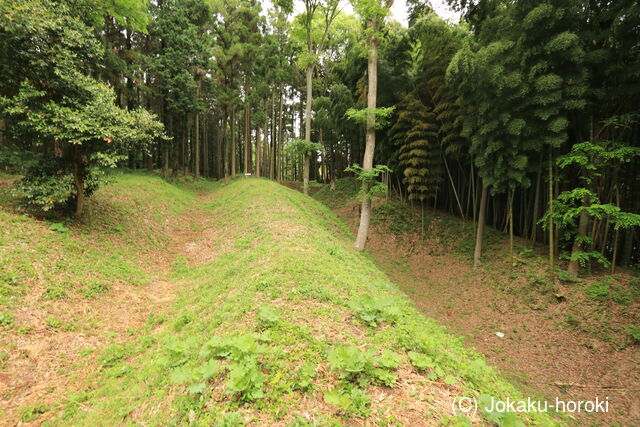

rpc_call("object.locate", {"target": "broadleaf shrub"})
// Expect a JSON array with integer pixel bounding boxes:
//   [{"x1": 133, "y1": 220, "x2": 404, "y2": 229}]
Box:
[
  {"x1": 348, "y1": 294, "x2": 402, "y2": 327},
  {"x1": 327, "y1": 345, "x2": 398, "y2": 387}
]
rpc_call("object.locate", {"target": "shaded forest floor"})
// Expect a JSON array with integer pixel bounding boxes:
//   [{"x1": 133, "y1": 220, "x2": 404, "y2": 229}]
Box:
[
  {"x1": 0, "y1": 172, "x2": 561, "y2": 426},
  {"x1": 313, "y1": 178, "x2": 640, "y2": 426}
]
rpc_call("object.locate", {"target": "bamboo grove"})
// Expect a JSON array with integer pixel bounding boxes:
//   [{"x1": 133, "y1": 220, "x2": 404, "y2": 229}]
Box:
[{"x1": 0, "y1": 0, "x2": 639, "y2": 273}]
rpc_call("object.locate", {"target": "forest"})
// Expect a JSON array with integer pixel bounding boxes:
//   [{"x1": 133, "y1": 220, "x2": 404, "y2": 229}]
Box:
[{"x1": 0, "y1": 0, "x2": 639, "y2": 425}]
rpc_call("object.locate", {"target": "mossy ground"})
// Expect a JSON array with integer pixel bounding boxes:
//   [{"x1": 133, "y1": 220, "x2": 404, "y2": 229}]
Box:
[{"x1": 1, "y1": 173, "x2": 562, "y2": 425}]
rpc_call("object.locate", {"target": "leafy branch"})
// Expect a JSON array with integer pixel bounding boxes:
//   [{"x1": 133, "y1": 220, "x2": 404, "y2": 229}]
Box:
[
  {"x1": 285, "y1": 138, "x2": 324, "y2": 156},
  {"x1": 345, "y1": 106, "x2": 395, "y2": 129},
  {"x1": 345, "y1": 163, "x2": 391, "y2": 200}
]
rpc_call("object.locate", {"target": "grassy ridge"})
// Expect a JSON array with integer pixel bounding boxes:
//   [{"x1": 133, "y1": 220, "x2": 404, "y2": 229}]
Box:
[{"x1": 36, "y1": 177, "x2": 560, "y2": 426}]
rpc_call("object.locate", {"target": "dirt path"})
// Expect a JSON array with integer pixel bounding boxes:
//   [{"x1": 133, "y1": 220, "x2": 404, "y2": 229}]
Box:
[{"x1": 332, "y1": 200, "x2": 640, "y2": 425}]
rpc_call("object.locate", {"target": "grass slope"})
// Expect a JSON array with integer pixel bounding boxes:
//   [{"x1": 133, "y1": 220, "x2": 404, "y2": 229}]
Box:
[
  {"x1": 0, "y1": 172, "x2": 210, "y2": 423},
  {"x1": 47, "y1": 177, "x2": 558, "y2": 426},
  {"x1": 0, "y1": 172, "x2": 195, "y2": 313}
]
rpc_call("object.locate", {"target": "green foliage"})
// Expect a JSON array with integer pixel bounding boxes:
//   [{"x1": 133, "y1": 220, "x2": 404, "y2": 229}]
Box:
[
  {"x1": 218, "y1": 412, "x2": 246, "y2": 426},
  {"x1": 15, "y1": 170, "x2": 75, "y2": 213},
  {"x1": 0, "y1": 148, "x2": 38, "y2": 174},
  {"x1": 610, "y1": 286, "x2": 634, "y2": 306},
  {"x1": 567, "y1": 250, "x2": 610, "y2": 270},
  {"x1": 478, "y1": 394, "x2": 526, "y2": 427},
  {"x1": 285, "y1": 139, "x2": 324, "y2": 157},
  {"x1": 293, "y1": 363, "x2": 317, "y2": 391},
  {"x1": 348, "y1": 294, "x2": 401, "y2": 326},
  {"x1": 544, "y1": 137, "x2": 640, "y2": 271},
  {"x1": 257, "y1": 305, "x2": 282, "y2": 326},
  {"x1": 327, "y1": 345, "x2": 398, "y2": 387},
  {"x1": 20, "y1": 403, "x2": 48, "y2": 423},
  {"x1": 201, "y1": 334, "x2": 265, "y2": 362},
  {"x1": 391, "y1": 14, "x2": 466, "y2": 201},
  {"x1": 100, "y1": 344, "x2": 132, "y2": 368},
  {"x1": 556, "y1": 139, "x2": 640, "y2": 182},
  {"x1": 392, "y1": 95, "x2": 443, "y2": 201},
  {"x1": 447, "y1": 0, "x2": 586, "y2": 195},
  {"x1": 628, "y1": 326, "x2": 640, "y2": 345},
  {"x1": 323, "y1": 388, "x2": 353, "y2": 410},
  {"x1": 198, "y1": 334, "x2": 266, "y2": 401},
  {"x1": 15, "y1": 162, "x2": 107, "y2": 212},
  {"x1": 0, "y1": 0, "x2": 165, "y2": 214},
  {"x1": 377, "y1": 349, "x2": 402, "y2": 369},
  {"x1": 49, "y1": 222, "x2": 70, "y2": 234},
  {"x1": 323, "y1": 387, "x2": 372, "y2": 417},
  {"x1": 225, "y1": 360, "x2": 265, "y2": 401},
  {"x1": 349, "y1": 0, "x2": 392, "y2": 37},
  {"x1": 70, "y1": 0, "x2": 151, "y2": 32},
  {"x1": 407, "y1": 351, "x2": 434, "y2": 371},
  {"x1": 585, "y1": 280, "x2": 609, "y2": 299},
  {"x1": 168, "y1": 359, "x2": 224, "y2": 396},
  {"x1": 557, "y1": 270, "x2": 579, "y2": 283},
  {"x1": 149, "y1": 0, "x2": 211, "y2": 116},
  {"x1": 45, "y1": 316, "x2": 62, "y2": 329},
  {"x1": 345, "y1": 106, "x2": 395, "y2": 130},
  {"x1": 0, "y1": 311, "x2": 14, "y2": 327},
  {"x1": 583, "y1": 276, "x2": 639, "y2": 306},
  {"x1": 345, "y1": 163, "x2": 391, "y2": 201}
]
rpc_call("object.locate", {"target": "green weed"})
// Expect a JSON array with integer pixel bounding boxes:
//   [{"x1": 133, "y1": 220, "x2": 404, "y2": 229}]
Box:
[
  {"x1": 348, "y1": 294, "x2": 402, "y2": 327},
  {"x1": 20, "y1": 403, "x2": 48, "y2": 422},
  {"x1": 585, "y1": 280, "x2": 610, "y2": 299}
]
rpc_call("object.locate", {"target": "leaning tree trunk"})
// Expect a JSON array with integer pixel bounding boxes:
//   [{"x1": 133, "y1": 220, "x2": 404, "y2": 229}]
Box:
[
  {"x1": 354, "y1": 28, "x2": 378, "y2": 251},
  {"x1": 473, "y1": 184, "x2": 489, "y2": 268}
]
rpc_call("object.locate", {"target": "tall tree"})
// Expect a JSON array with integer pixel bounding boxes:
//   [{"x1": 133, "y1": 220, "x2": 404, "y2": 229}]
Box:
[
  {"x1": 294, "y1": 0, "x2": 340, "y2": 194},
  {"x1": 350, "y1": 0, "x2": 394, "y2": 251}
]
